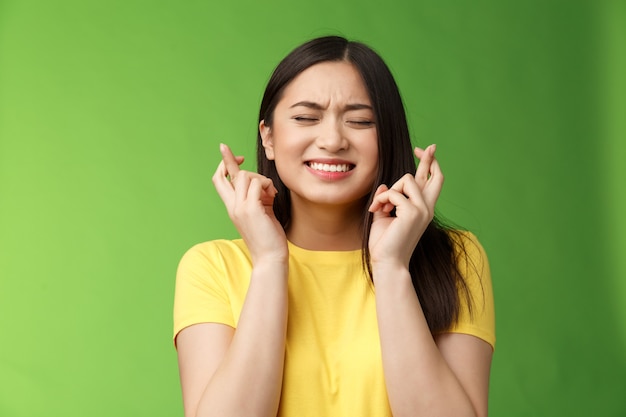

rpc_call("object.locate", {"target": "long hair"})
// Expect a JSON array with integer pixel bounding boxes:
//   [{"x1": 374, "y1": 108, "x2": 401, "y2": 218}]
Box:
[{"x1": 256, "y1": 36, "x2": 472, "y2": 332}]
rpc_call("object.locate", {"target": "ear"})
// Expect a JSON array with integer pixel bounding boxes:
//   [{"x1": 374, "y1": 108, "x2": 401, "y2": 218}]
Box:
[{"x1": 259, "y1": 120, "x2": 275, "y2": 160}]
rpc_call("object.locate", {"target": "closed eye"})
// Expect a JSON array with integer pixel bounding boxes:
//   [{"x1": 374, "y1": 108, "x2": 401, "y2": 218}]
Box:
[
  {"x1": 347, "y1": 120, "x2": 375, "y2": 127},
  {"x1": 293, "y1": 116, "x2": 319, "y2": 123}
]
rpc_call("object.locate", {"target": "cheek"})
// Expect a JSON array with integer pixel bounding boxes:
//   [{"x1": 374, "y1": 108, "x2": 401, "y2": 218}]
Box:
[
  {"x1": 271, "y1": 127, "x2": 309, "y2": 161},
  {"x1": 364, "y1": 139, "x2": 380, "y2": 187},
  {"x1": 271, "y1": 141, "x2": 300, "y2": 184},
  {"x1": 273, "y1": 157, "x2": 291, "y2": 178},
  {"x1": 363, "y1": 133, "x2": 380, "y2": 169}
]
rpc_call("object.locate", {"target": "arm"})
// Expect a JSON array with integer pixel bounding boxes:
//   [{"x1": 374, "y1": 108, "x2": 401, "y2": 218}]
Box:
[
  {"x1": 368, "y1": 145, "x2": 493, "y2": 417},
  {"x1": 176, "y1": 144, "x2": 289, "y2": 417},
  {"x1": 373, "y1": 265, "x2": 492, "y2": 417}
]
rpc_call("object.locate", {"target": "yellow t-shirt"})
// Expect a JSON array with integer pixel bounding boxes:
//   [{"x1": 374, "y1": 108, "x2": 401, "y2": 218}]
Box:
[{"x1": 173, "y1": 232, "x2": 495, "y2": 417}]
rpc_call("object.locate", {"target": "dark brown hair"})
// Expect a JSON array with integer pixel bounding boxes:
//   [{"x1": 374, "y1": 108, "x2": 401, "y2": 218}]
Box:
[{"x1": 256, "y1": 36, "x2": 472, "y2": 332}]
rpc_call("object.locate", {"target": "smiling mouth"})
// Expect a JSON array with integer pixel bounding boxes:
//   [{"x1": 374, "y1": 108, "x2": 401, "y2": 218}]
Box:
[{"x1": 306, "y1": 162, "x2": 355, "y2": 173}]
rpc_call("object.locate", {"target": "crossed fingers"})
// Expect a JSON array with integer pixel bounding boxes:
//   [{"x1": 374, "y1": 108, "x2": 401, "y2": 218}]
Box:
[
  {"x1": 369, "y1": 144, "x2": 443, "y2": 214},
  {"x1": 212, "y1": 143, "x2": 277, "y2": 210},
  {"x1": 394, "y1": 144, "x2": 443, "y2": 207}
]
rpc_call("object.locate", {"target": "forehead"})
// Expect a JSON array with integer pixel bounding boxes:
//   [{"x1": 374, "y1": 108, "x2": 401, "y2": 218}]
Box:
[{"x1": 280, "y1": 61, "x2": 371, "y2": 105}]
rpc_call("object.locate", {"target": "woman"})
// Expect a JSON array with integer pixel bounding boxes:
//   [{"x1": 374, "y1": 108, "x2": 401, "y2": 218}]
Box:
[{"x1": 174, "y1": 36, "x2": 495, "y2": 417}]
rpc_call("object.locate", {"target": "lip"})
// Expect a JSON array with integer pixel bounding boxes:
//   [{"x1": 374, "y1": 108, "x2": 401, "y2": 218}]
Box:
[{"x1": 304, "y1": 158, "x2": 355, "y2": 181}]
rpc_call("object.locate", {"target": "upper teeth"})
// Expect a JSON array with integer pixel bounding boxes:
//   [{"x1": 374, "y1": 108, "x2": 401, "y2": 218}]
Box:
[{"x1": 309, "y1": 162, "x2": 351, "y2": 172}]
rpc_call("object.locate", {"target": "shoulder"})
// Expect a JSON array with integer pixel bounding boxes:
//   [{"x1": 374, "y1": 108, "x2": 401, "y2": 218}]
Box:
[
  {"x1": 178, "y1": 239, "x2": 250, "y2": 268},
  {"x1": 174, "y1": 239, "x2": 252, "y2": 337},
  {"x1": 448, "y1": 229, "x2": 485, "y2": 254},
  {"x1": 446, "y1": 230, "x2": 496, "y2": 349},
  {"x1": 176, "y1": 239, "x2": 253, "y2": 288},
  {"x1": 448, "y1": 230, "x2": 489, "y2": 279}
]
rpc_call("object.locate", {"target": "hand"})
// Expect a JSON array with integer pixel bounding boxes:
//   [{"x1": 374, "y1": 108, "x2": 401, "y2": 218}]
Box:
[
  {"x1": 368, "y1": 144, "x2": 444, "y2": 269},
  {"x1": 212, "y1": 143, "x2": 288, "y2": 264}
]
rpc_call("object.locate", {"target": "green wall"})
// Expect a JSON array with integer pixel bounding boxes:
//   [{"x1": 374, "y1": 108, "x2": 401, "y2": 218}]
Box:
[{"x1": 1, "y1": 1, "x2": 624, "y2": 415}]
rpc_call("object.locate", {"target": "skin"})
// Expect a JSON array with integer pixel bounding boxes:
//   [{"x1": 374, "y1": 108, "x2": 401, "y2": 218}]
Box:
[
  {"x1": 176, "y1": 61, "x2": 493, "y2": 417},
  {"x1": 260, "y1": 61, "x2": 379, "y2": 250}
]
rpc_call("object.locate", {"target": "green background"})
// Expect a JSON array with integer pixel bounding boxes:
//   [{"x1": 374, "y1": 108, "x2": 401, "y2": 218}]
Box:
[{"x1": 1, "y1": 0, "x2": 624, "y2": 415}]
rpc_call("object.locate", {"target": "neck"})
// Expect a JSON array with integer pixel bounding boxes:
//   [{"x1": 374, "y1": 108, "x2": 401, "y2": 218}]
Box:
[{"x1": 286, "y1": 197, "x2": 366, "y2": 251}]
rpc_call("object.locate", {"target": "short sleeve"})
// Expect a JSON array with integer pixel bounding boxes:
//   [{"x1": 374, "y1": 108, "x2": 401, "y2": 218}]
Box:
[
  {"x1": 446, "y1": 231, "x2": 496, "y2": 349},
  {"x1": 173, "y1": 242, "x2": 236, "y2": 344}
]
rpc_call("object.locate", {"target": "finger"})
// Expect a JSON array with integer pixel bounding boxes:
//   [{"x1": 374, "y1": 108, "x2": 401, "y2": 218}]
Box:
[
  {"x1": 370, "y1": 202, "x2": 393, "y2": 221},
  {"x1": 389, "y1": 175, "x2": 425, "y2": 205},
  {"x1": 220, "y1": 143, "x2": 243, "y2": 179},
  {"x1": 413, "y1": 144, "x2": 435, "y2": 160},
  {"x1": 213, "y1": 160, "x2": 235, "y2": 207},
  {"x1": 247, "y1": 177, "x2": 277, "y2": 208},
  {"x1": 260, "y1": 179, "x2": 278, "y2": 206},
  {"x1": 370, "y1": 188, "x2": 413, "y2": 212},
  {"x1": 369, "y1": 187, "x2": 417, "y2": 214},
  {"x1": 368, "y1": 184, "x2": 391, "y2": 212},
  {"x1": 231, "y1": 171, "x2": 277, "y2": 200},
  {"x1": 422, "y1": 158, "x2": 444, "y2": 208},
  {"x1": 247, "y1": 177, "x2": 262, "y2": 206},
  {"x1": 212, "y1": 148, "x2": 243, "y2": 184},
  {"x1": 257, "y1": 175, "x2": 277, "y2": 196},
  {"x1": 412, "y1": 146, "x2": 426, "y2": 159},
  {"x1": 414, "y1": 144, "x2": 436, "y2": 188},
  {"x1": 389, "y1": 173, "x2": 416, "y2": 194},
  {"x1": 389, "y1": 169, "x2": 441, "y2": 213},
  {"x1": 235, "y1": 171, "x2": 277, "y2": 195},
  {"x1": 234, "y1": 171, "x2": 251, "y2": 203}
]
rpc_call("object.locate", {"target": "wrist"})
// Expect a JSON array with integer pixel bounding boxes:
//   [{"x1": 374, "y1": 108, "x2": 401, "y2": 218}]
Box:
[
  {"x1": 371, "y1": 262, "x2": 411, "y2": 286},
  {"x1": 250, "y1": 248, "x2": 289, "y2": 268},
  {"x1": 252, "y1": 258, "x2": 289, "y2": 274}
]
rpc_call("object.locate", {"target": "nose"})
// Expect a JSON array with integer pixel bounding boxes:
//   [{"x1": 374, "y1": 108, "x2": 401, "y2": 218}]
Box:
[{"x1": 315, "y1": 119, "x2": 348, "y2": 153}]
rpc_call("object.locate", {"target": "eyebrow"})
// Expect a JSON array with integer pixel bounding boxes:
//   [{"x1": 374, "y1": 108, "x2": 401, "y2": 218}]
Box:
[{"x1": 289, "y1": 101, "x2": 373, "y2": 111}]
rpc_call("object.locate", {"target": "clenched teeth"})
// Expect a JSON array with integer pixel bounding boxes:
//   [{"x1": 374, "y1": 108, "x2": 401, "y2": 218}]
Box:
[{"x1": 308, "y1": 162, "x2": 353, "y2": 173}]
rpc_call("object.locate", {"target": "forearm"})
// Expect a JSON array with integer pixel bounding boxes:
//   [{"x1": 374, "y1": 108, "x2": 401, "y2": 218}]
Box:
[
  {"x1": 196, "y1": 261, "x2": 288, "y2": 417},
  {"x1": 373, "y1": 264, "x2": 476, "y2": 417}
]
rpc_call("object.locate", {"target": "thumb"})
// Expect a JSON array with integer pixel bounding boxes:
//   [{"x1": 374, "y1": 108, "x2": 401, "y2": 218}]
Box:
[{"x1": 369, "y1": 184, "x2": 394, "y2": 214}]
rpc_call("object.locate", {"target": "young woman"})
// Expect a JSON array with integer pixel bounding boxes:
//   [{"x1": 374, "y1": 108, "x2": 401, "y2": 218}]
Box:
[{"x1": 174, "y1": 36, "x2": 495, "y2": 417}]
